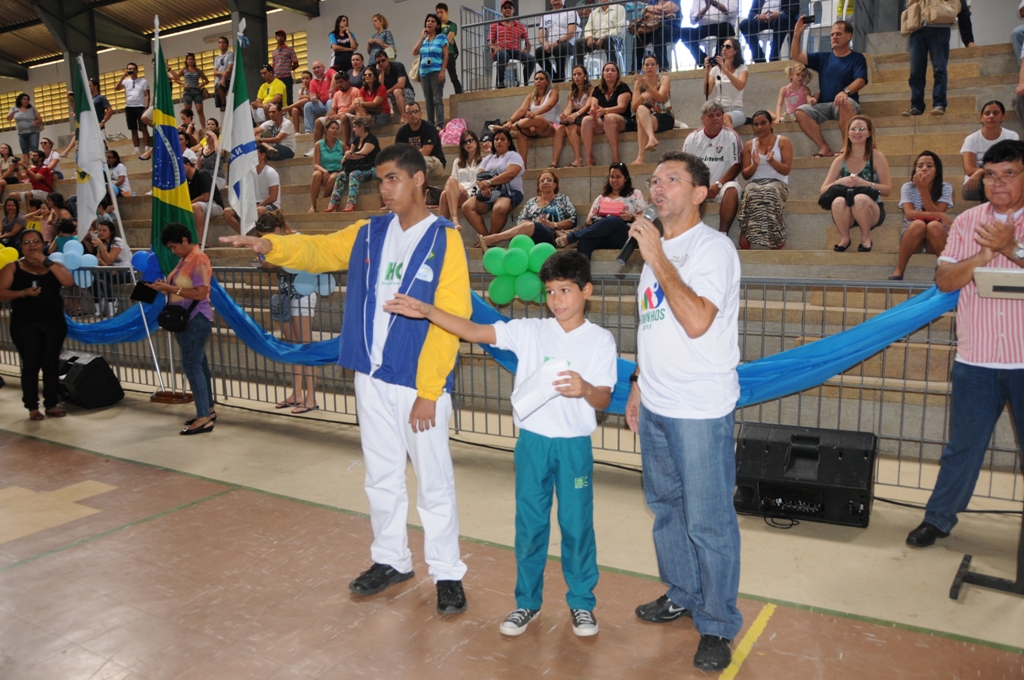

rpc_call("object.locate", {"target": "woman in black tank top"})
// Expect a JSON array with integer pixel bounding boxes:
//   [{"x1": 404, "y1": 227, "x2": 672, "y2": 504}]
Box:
[{"x1": 0, "y1": 229, "x2": 74, "y2": 419}]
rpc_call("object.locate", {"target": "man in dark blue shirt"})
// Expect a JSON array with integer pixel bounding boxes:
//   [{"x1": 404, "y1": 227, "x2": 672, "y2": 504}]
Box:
[{"x1": 790, "y1": 17, "x2": 868, "y2": 157}]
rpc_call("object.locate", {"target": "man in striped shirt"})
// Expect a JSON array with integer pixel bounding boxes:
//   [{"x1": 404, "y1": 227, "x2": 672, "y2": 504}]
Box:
[
  {"x1": 489, "y1": 0, "x2": 535, "y2": 88},
  {"x1": 906, "y1": 139, "x2": 1024, "y2": 548},
  {"x1": 272, "y1": 30, "x2": 299, "y2": 107}
]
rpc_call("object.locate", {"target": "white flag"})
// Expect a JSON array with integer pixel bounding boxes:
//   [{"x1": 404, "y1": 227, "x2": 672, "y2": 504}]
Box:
[
  {"x1": 73, "y1": 56, "x2": 107, "y2": 236},
  {"x1": 225, "y1": 27, "x2": 259, "y2": 234}
]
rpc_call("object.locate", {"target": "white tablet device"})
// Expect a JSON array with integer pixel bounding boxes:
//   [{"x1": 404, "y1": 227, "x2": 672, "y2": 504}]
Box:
[{"x1": 973, "y1": 267, "x2": 1024, "y2": 300}]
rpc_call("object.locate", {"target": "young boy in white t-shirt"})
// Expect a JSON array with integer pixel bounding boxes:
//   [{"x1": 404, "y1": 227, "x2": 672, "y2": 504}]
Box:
[{"x1": 384, "y1": 250, "x2": 618, "y2": 637}]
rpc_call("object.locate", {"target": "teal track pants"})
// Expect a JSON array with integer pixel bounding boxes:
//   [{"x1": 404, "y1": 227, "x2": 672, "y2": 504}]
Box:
[{"x1": 513, "y1": 429, "x2": 598, "y2": 611}]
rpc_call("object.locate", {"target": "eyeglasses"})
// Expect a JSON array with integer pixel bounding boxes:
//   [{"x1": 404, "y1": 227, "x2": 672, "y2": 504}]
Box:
[
  {"x1": 539, "y1": 177, "x2": 555, "y2": 182},
  {"x1": 721, "y1": 45, "x2": 734, "y2": 50},
  {"x1": 463, "y1": 139, "x2": 476, "y2": 145},
  {"x1": 982, "y1": 170, "x2": 1022, "y2": 185},
  {"x1": 646, "y1": 176, "x2": 694, "y2": 189}
]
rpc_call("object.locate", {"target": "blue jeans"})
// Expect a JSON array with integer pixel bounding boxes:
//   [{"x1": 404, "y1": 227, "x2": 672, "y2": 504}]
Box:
[
  {"x1": 175, "y1": 313, "x2": 214, "y2": 418},
  {"x1": 494, "y1": 49, "x2": 536, "y2": 88},
  {"x1": 420, "y1": 70, "x2": 444, "y2": 128},
  {"x1": 908, "y1": 26, "x2": 949, "y2": 112},
  {"x1": 567, "y1": 216, "x2": 629, "y2": 260},
  {"x1": 304, "y1": 99, "x2": 329, "y2": 133},
  {"x1": 18, "y1": 131, "x2": 39, "y2": 156},
  {"x1": 924, "y1": 362, "x2": 1024, "y2": 533},
  {"x1": 639, "y1": 404, "x2": 742, "y2": 640}
]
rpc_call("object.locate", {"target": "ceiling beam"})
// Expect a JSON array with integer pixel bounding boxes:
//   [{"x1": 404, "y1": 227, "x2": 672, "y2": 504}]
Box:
[
  {"x1": 0, "y1": 56, "x2": 29, "y2": 80},
  {"x1": 267, "y1": 0, "x2": 320, "y2": 18},
  {"x1": 94, "y1": 12, "x2": 151, "y2": 54}
]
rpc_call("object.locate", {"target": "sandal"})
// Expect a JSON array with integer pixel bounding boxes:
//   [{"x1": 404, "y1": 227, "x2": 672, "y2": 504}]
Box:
[
  {"x1": 291, "y1": 404, "x2": 320, "y2": 414},
  {"x1": 568, "y1": 161, "x2": 584, "y2": 168},
  {"x1": 29, "y1": 410, "x2": 44, "y2": 421},
  {"x1": 185, "y1": 412, "x2": 217, "y2": 426},
  {"x1": 44, "y1": 408, "x2": 66, "y2": 418},
  {"x1": 547, "y1": 164, "x2": 558, "y2": 169},
  {"x1": 276, "y1": 399, "x2": 300, "y2": 409}
]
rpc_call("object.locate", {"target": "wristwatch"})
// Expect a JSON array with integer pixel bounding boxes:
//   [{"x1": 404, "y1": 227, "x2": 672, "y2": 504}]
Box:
[
  {"x1": 714, "y1": 180, "x2": 723, "y2": 190},
  {"x1": 843, "y1": 88, "x2": 852, "y2": 95},
  {"x1": 1014, "y1": 240, "x2": 1024, "y2": 261},
  {"x1": 42, "y1": 257, "x2": 53, "y2": 268},
  {"x1": 629, "y1": 373, "x2": 640, "y2": 384}
]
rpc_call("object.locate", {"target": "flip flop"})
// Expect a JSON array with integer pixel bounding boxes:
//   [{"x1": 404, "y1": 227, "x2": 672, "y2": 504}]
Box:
[
  {"x1": 276, "y1": 399, "x2": 299, "y2": 409},
  {"x1": 569, "y1": 161, "x2": 584, "y2": 168},
  {"x1": 292, "y1": 404, "x2": 320, "y2": 414},
  {"x1": 810, "y1": 153, "x2": 827, "y2": 158}
]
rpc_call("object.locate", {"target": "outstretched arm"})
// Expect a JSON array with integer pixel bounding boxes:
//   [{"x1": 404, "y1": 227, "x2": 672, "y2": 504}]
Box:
[{"x1": 384, "y1": 292, "x2": 496, "y2": 345}]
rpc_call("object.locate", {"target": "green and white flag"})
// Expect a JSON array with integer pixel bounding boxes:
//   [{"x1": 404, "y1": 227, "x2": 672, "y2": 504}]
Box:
[{"x1": 73, "y1": 55, "x2": 106, "y2": 237}]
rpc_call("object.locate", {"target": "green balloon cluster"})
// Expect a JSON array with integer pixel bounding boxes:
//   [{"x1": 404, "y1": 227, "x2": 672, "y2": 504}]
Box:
[{"x1": 483, "y1": 236, "x2": 557, "y2": 306}]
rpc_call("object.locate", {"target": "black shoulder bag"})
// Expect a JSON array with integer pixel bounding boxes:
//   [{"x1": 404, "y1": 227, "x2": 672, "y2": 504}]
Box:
[{"x1": 157, "y1": 299, "x2": 199, "y2": 333}]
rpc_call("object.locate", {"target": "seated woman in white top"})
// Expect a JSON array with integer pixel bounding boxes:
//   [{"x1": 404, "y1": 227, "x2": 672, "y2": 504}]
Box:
[
  {"x1": 40, "y1": 138, "x2": 62, "y2": 179},
  {"x1": 888, "y1": 150, "x2": 954, "y2": 280},
  {"x1": 703, "y1": 37, "x2": 748, "y2": 129},
  {"x1": 960, "y1": 100, "x2": 1018, "y2": 202},
  {"x1": 737, "y1": 111, "x2": 792, "y2": 250},
  {"x1": 439, "y1": 129, "x2": 482, "y2": 231},
  {"x1": 461, "y1": 129, "x2": 525, "y2": 237},
  {"x1": 492, "y1": 71, "x2": 559, "y2": 169}
]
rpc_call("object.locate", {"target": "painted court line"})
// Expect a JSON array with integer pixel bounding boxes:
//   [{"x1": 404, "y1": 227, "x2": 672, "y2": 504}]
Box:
[{"x1": 721, "y1": 603, "x2": 777, "y2": 679}]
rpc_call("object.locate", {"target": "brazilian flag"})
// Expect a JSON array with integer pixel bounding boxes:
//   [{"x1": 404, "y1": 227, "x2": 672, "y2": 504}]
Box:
[{"x1": 150, "y1": 32, "x2": 197, "y2": 275}]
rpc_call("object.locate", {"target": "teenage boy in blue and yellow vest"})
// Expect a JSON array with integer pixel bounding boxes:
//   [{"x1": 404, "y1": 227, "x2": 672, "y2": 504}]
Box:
[
  {"x1": 221, "y1": 143, "x2": 472, "y2": 615},
  {"x1": 385, "y1": 250, "x2": 618, "y2": 638}
]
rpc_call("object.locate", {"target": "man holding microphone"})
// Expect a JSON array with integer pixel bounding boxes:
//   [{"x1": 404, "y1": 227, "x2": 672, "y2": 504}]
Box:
[{"x1": 625, "y1": 151, "x2": 743, "y2": 672}]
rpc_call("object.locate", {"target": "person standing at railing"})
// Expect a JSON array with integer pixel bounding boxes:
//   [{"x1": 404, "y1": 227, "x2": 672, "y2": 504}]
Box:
[
  {"x1": 0, "y1": 229, "x2": 74, "y2": 421},
  {"x1": 905, "y1": 139, "x2": 1024, "y2": 549},
  {"x1": 739, "y1": 0, "x2": 798, "y2": 63},
  {"x1": 677, "y1": 0, "x2": 740, "y2": 69},
  {"x1": 220, "y1": 142, "x2": 473, "y2": 617},
  {"x1": 489, "y1": 0, "x2": 535, "y2": 89},
  {"x1": 535, "y1": 0, "x2": 578, "y2": 84}
]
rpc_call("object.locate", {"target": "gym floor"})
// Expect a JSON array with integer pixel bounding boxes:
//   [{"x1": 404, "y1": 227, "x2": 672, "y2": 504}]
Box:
[{"x1": 1, "y1": 389, "x2": 1022, "y2": 679}]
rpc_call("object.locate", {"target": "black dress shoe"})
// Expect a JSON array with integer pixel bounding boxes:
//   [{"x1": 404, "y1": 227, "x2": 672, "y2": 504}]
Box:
[
  {"x1": 348, "y1": 562, "x2": 414, "y2": 595},
  {"x1": 436, "y1": 579, "x2": 467, "y2": 614},
  {"x1": 906, "y1": 521, "x2": 950, "y2": 547}
]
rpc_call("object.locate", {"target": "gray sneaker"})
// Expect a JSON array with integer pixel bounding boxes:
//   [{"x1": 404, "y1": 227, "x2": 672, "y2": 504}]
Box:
[
  {"x1": 931, "y1": 105, "x2": 946, "y2": 116},
  {"x1": 570, "y1": 609, "x2": 599, "y2": 636},
  {"x1": 902, "y1": 108, "x2": 923, "y2": 117},
  {"x1": 499, "y1": 608, "x2": 540, "y2": 636}
]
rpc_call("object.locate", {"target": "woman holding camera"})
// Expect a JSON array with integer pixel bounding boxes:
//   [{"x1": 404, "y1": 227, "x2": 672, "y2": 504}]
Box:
[
  {"x1": 0, "y1": 229, "x2": 74, "y2": 420},
  {"x1": 703, "y1": 37, "x2": 747, "y2": 129},
  {"x1": 147, "y1": 223, "x2": 215, "y2": 435},
  {"x1": 820, "y1": 115, "x2": 891, "y2": 252}
]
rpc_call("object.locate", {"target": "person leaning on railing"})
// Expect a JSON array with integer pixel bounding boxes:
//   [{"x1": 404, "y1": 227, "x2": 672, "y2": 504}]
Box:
[{"x1": 0, "y1": 229, "x2": 74, "y2": 421}]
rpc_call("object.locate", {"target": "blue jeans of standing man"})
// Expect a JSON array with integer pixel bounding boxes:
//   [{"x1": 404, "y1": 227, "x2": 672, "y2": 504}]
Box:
[
  {"x1": 420, "y1": 70, "x2": 445, "y2": 129},
  {"x1": 304, "y1": 99, "x2": 329, "y2": 133},
  {"x1": 639, "y1": 404, "x2": 743, "y2": 640},
  {"x1": 923, "y1": 362, "x2": 1024, "y2": 533},
  {"x1": 908, "y1": 26, "x2": 950, "y2": 112},
  {"x1": 176, "y1": 313, "x2": 214, "y2": 419}
]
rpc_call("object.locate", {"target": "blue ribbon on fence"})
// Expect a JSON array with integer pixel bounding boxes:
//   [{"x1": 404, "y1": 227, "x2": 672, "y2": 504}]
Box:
[{"x1": 62, "y1": 277, "x2": 960, "y2": 412}]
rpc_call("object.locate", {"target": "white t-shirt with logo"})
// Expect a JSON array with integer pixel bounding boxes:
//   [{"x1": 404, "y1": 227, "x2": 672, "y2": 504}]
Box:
[
  {"x1": 261, "y1": 118, "x2": 296, "y2": 151},
  {"x1": 636, "y1": 222, "x2": 741, "y2": 419},
  {"x1": 959, "y1": 128, "x2": 1020, "y2": 178},
  {"x1": 123, "y1": 77, "x2": 150, "y2": 108},
  {"x1": 542, "y1": 10, "x2": 578, "y2": 45},
  {"x1": 371, "y1": 214, "x2": 437, "y2": 369},
  {"x1": 682, "y1": 127, "x2": 743, "y2": 187},
  {"x1": 492, "y1": 317, "x2": 617, "y2": 439}
]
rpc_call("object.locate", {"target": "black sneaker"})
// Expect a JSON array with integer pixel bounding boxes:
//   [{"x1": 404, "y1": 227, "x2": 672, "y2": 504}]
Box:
[
  {"x1": 436, "y1": 579, "x2": 467, "y2": 614},
  {"x1": 499, "y1": 607, "x2": 540, "y2": 636},
  {"x1": 694, "y1": 634, "x2": 732, "y2": 671},
  {"x1": 635, "y1": 594, "x2": 692, "y2": 623},
  {"x1": 570, "y1": 609, "x2": 599, "y2": 636},
  {"x1": 348, "y1": 563, "x2": 414, "y2": 596}
]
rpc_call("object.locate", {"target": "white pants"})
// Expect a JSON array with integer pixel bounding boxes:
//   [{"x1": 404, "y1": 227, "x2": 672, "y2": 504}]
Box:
[{"x1": 354, "y1": 372, "x2": 467, "y2": 582}]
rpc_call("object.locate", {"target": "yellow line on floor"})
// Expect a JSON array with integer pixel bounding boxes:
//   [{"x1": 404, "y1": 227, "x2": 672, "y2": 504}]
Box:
[{"x1": 721, "y1": 603, "x2": 777, "y2": 679}]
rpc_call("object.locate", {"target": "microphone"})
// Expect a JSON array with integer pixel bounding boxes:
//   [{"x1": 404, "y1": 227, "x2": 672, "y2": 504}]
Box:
[{"x1": 616, "y1": 205, "x2": 662, "y2": 266}]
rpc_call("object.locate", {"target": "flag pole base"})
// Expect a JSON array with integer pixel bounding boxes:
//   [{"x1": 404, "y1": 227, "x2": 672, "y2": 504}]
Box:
[{"x1": 150, "y1": 391, "x2": 194, "y2": 404}]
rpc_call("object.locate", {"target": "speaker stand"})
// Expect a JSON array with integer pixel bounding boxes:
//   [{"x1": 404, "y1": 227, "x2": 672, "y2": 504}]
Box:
[{"x1": 949, "y1": 499, "x2": 1024, "y2": 599}]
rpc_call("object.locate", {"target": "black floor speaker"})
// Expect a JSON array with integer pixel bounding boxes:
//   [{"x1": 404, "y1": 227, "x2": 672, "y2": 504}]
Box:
[
  {"x1": 58, "y1": 351, "x2": 124, "y2": 409},
  {"x1": 734, "y1": 424, "x2": 877, "y2": 528}
]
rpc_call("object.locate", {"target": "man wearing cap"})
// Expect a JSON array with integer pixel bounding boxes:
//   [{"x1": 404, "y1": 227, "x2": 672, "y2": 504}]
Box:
[
  {"x1": 272, "y1": 29, "x2": 299, "y2": 107},
  {"x1": 183, "y1": 149, "x2": 224, "y2": 243},
  {"x1": 489, "y1": 0, "x2": 534, "y2": 88}
]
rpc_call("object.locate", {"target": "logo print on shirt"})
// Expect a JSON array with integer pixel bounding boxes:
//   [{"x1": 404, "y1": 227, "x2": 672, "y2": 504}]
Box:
[
  {"x1": 384, "y1": 262, "x2": 403, "y2": 282},
  {"x1": 640, "y1": 282, "x2": 664, "y2": 311}
]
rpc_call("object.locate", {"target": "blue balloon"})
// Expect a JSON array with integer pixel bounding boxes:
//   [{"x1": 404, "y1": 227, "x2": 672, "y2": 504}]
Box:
[
  {"x1": 81, "y1": 254, "x2": 98, "y2": 268},
  {"x1": 63, "y1": 252, "x2": 82, "y2": 271},
  {"x1": 147, "y1": 252, "x2": 160, "y2": 271},
  {"x1": 131, "y1": 251, "x2": 150, "y2": 271},
  {"x1": 316, "y1": 274, "x2": 336, "y2": 296},
  {"x1": 293, "y1": 272, "x2": 317, "y2": 297},
  {"x1": 49, "y1": 252, "x2": 64, "y2": 264},
  {"x1": 73, "y1": 270, "x2": 93, "y2": 288},
  {"x1": 63, "y1": 239, "x2": 84, "y2": 256}
]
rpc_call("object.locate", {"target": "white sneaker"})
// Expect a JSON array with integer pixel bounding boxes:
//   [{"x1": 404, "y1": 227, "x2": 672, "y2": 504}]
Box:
[
  {"x1": 304, "y1": 148, "x2": 315, "y2": 157},
  {"x1": 499, "y1": 608, "x2": 540, "y2": 637},
  {"x1": 570, "y1": 609, "x2": 598, "y2": 637}
]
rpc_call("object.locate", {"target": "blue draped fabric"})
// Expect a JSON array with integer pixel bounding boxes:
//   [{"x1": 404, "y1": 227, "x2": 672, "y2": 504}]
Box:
[
  {"x1": 62, "y1": 277, "x2": 961, "y2": 414},
  {"x1": 208, "y1": 279, "x2": 340, "y2": 365},
  {"x1": 65, "y1": 297, "x2": 166, "y2": 344}
]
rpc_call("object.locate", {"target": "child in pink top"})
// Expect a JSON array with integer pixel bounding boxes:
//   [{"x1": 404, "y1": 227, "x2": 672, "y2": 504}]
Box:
[{"x1": 774, "y1": 64, "x2": 813, "y2": 123}]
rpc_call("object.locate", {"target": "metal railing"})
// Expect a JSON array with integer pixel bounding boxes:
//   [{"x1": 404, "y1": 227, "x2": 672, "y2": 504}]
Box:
[{"x1": 0, "y1": 266, "x2": 1019, "y2": 503}]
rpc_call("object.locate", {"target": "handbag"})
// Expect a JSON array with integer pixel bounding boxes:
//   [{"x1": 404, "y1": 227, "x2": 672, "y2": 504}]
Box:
[
  {"x1": 157, "y1": 299, "x2": 199, "y2": 333},
  {"x1": 472, "y1": 171, "x2": 512, "y2": 204},
  {"x1": 628, "y1": 16, "x2": 662, "y2": 36},
  {"x1": 409, "y1": 55, "x2": 421, "y2": 83},
  {"x1": 923, "y1": 0, "x2": 959, "y2": 25},
  {"x1": 384, "y1": 45, "x2": 397, "y2": 60},
  {"x1": 901, "y1": 0, "x2": 922, "y2": 35},
  {"x1": 598, "y1": 198, "x2": 625, "y2": 217},
  {"x1": 817, "y1": 184, "x2": 881, "y2": 211}
]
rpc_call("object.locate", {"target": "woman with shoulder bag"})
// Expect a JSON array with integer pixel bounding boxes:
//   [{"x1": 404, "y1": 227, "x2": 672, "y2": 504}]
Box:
[
  {"x1": 147, "y1": 223, "x2": 216, "y2": 435},
  {"x1": 820, "y1": 115, "x2": 891, "y2": 252}
]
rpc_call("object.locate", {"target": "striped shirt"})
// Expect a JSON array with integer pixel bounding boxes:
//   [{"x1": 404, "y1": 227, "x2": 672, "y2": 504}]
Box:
[
  {"x1": 898, "y1": 181, "x2": 953, "y2": 230},
  {"x1": 419, "y1": 35, "x2": 447, "y2": 76},
  {"x1": 489, "y1": 20, "x2": 529, "y2": 51},
  {"x1": 272, "y1": 45, "x2": 298, "y2": 78},
  {"x1": 938, "y1": 202, "x2": 1024, "y2": 367}
]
